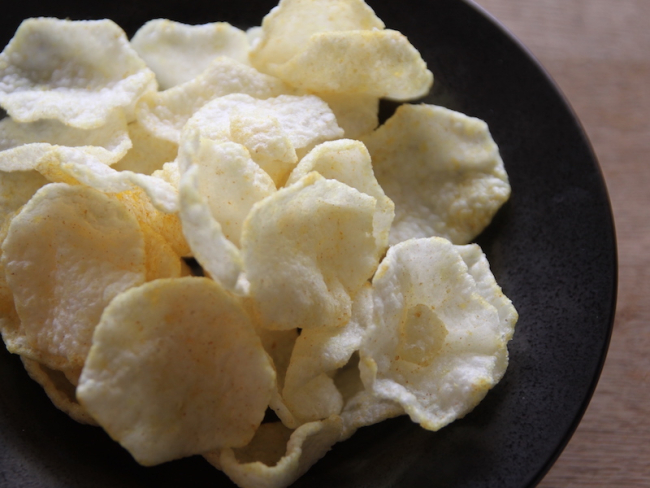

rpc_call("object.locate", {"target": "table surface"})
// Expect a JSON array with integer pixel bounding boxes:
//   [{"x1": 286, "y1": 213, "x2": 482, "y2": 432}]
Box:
[{"x1": 473, "y1": 1, "x2": 650, "y2": 486}]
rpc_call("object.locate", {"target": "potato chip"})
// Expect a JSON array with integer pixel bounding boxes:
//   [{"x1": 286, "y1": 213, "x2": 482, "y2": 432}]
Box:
[
  {"x1": 241, "y1": 172, "x2": 378, "y2": 330},
  {"x1": 136, "y1": 57, "x2": 292, "y2": 144},
  {"x1": 140, "y1": 221, "x2": 183, "y2": 281},
  {"x1": 360, "y1": 237, "x2": 516, "y2": 431},
  {"x1": 178, "y1": 164, "x2": 245, "y2": 292},
  {"x1": 20, "y1": 357, "x2": 98, "y2": 425},
  {"x1": 272, "y1": 30, "x2": 433, "y2": 100},
  {"x1": 250, "y1": 0, "x2": 384, "y2": 72},
  {"x1": 0, "y1": 111, "x2": 131, "y2": 169},
  {"x1": 180, "y1": 93, "x2": 343, "y2": 167},
  {"x1": 0, "y1": 169, "x2": 48, "y2": 229},
  {"x1": 317, "y1": 92, "x2": 379, "y2": 139},
  {"x1": 77, "y1": 277, "x2": 275, "y2": 466},
  {"x1": 282, "y1": 283, "x2": 372, "y2": 424},
  {"x1": 207, "y1": 416, "x2": 342, "y2": 488},
  {"x1": 362, "y1": 104, "x2": 511, "y2": 245},
  {"x1": 111, "y1": 120, "x2": 177, "y2": 175},
  {"x1": 286, "y1": 139, "x2": 394, "y2": 255},
  {"x1": 1, "y1": 183, "x2": 146, "y2": 376},
  {"x1": 0, "y1": 18, "x2": 155, "y2": 129},
  {"x1": 181, "y1": 138, "x2": 276, "y2": 247},
  {"x1": 131, "y1": 20, "x2": 250, "y2": 90}
]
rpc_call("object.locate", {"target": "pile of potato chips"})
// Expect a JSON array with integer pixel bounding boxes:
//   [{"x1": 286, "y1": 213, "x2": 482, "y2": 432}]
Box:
[{"x1": 0, "y1": 0, "x2": 517, "y2": 486}]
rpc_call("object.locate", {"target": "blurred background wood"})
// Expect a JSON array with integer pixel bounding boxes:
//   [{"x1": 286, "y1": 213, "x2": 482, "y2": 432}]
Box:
[{"x1": 473, "y1": 1, "x2": 650, "y2": 486}]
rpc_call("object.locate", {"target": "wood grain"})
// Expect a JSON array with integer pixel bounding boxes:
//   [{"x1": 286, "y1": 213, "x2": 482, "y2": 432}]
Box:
[{"x1": 473, "y1": 1, "x2": 650, "y2": 486}]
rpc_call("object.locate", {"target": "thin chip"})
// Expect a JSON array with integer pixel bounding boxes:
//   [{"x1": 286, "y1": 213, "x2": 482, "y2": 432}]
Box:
[
  {"x1": 111, "y1": 120, "x2": 177, "y2": 175},
  {"x1": 0, "y1": 18, "x2": 155, "y2": 129},
  {"x1": 131, "y1": 20, "x2": 251, "y2": 90},
  {"x1": 77, "y1": 277, "x2": 275, "y2": 466},
  {"x1": 362, "y1": 104, "x2": 511, "y2": 245}
]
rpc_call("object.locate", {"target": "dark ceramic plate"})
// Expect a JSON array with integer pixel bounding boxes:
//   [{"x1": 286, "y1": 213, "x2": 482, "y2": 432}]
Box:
[{"x1": 0, "y1": 0, "x2": 617, "y2": 487}]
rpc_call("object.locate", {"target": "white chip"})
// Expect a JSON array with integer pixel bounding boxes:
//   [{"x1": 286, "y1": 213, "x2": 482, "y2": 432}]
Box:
[
  {"x1": 0, "y1": 18, "x2": 155, "y2": 129},
  {"x1": 131, "y1": 20, "x2": 251, "y2": 90}
]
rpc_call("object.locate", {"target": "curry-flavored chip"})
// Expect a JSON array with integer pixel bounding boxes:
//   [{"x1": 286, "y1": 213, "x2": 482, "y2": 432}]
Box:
[
  {"x1": 360, "y1": 237, "x2": 516, "y2": 431},
  {"x1": 77, "y1": 277, "x2": 275, "y2": 466},
  {"x1": 131, "y1": 20, "x2": 251, "y2": 90},
  {"x1": 0, "y1": 18, "x2": 155, "y2": 129},
  {"x1": 1, "y1": 183, "x2": 146, "y2": 377},
  {"x1": 362, "y1": 104, "x2": 511, "y2": 245},
  {"x1": 241, "y1": 172, "x2": 378, "y2": 330}
]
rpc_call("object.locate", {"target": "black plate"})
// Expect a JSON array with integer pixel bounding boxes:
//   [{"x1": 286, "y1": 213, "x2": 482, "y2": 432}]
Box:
[{"x1": 0, "y1": 0, "x2": 617, "y2": 487}]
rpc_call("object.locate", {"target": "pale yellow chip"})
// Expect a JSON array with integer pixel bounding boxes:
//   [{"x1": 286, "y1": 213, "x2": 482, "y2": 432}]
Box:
[
  {"x1": 136, "y1": 57, "x2": 292, "y2": 144},
  {"x1": 180, "y1": 138, "x2": 276, "y2": 247},
  {"x1": 241, "y1": 172, "x2": 378, "y2": 330},
  {"x1": 317, "y1": 92, "x2": 379, "y2": 139},
  {"x1": 0, "y1": 169, "x2": 48, "y2": 230},
  {"x1": 286, "y1": 139, "x2": 394, "y2": 256},
  {"x1": 20, "y1": 357, "x2": 98, "y2": 425},
  {"x1": 206, "y1": 416, "x2": 342, "y2": 488},
  {"x1": 178, "y1": 164, "x2": 245, "y2": 293},
  {"x1": 77, "y1": 277, "x2": 275, "y2": 466},
  {"x1": 131, "y1": 20, "x2": 251, "y2": 90},
  {"x1": 272, "y1": 30, "x2": 433, "y2": 100},
  {"x1": 111, "y1": 120, "x2": 178, "y2": 175},
  {"x1": 140, "y1": 222, "x2": 183, "y2": 281},
  {"x1": 179, "y1": 93, "x2": 343, "y2": 168},
  {"x1": 1, "y1": 183, "x2": 146, "y2": 376},
  {"x1": 0, "y1": 18, "x2": 155, "y2": 129},
  {"x1": 360, "y1": 237, "x2": 516, "y2": 431},
  {"x1": 250, "y1": 0, "x2": 385, "y2": 73},
  {"x1": 0, "y1": 111, "x2": 131, "y2": 169},
  {"x1": 362, "y1": 104, "x2": 511, "y2": 245},
  {"x1": 281, "y1": 283, "x2": 372, "y2": 424}
]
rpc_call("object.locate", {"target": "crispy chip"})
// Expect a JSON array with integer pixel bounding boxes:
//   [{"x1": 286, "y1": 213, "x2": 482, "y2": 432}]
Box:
[
  {"x1": 1, "y1": 183, "x2": 146, "y2": 376},
  {"x1": 131, "y1": 20, "x2": 251, "y2": 90},
  {"x1": 111, "y1": 120, "x2": 177, "y2": 175},
  {"x1": 0, "y1": 18, "x2": 155, "y2": 129},
  {"x1": 178, "y1": 164, "x2": 245, "y2": 292},
  {"x1": 180, "y1": 139, "x2": 276, "y2": 247},
  {"x1": 317, "y1": 92, "x2": 379, "y2": 139},
  {"x1": 206, "y1": 416, "x2": 342, "y2": 488},
  {"x1": 180, "y1": 93, "x2": 343, "y2": 167},
  {"x1": 250, "y1": 0, "x2": 384, "y2": 72},
  {"x1": 282, "y1": 283, "x2": 372, "y2": 424},
  {"x1": 242, "y1": 172, "x2": 378, "y2": 330},
  {"x1": 77, "y1": 277, "x2": 275, "y2": 466},
  {"x1": 20, "y1": 357, "x2": 98, "y2": 425},
  {"x1": 286, "y1": 139, "x2": 394, "y2": 256},
  {"x1": 0, "y1": 111, "x2": 131, "y2": 169},
  {"x1": 272, "y1": 30, "x2": 433, "y2": 100},
  {"x1": 360, "y1": 237, "x2": 516, "y2": 431},
  {"x1": 362, "y1": 104, "x2": 511, "y2": 245},
  {"x1": 136, "y1": 58, "x2": 292, "y2": 144}
]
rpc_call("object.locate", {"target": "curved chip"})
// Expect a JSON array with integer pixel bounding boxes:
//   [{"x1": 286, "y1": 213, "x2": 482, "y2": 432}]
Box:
[
  {"x1": 180, "y1": 93, "x2": 343, "y2": 169},
  {"x1": 178, "y1": 164, "x2": 245, "y2": 293},
  {"x1": 1, "y1": 183, "x2": 146, "y2": 376},
  {"x1": 272, "y1": 30, "x2": 433, "y2": 100},
  {"x1": 0, "y1": 111, "x2": 131, "y2": 169},
  {"x1": 362, "y1": 104, "x2": 511, "y2": 245},
  {"x1": 360, "y1": 237, "x2": 516, "y2": 431},
  {"x1": 206, "y1": 416, "x2": 342, "y2": 488},
  {"x1": 111, "y1": 120, "x2": 177, "y2": 175},
  {"x1": 136, "y1": 57, "x2": 292, "y2": 144},
  {"x1": 131, "y1": 20, "x2": 251, "y2": 90},
  {"x1": 0, "y1": 18, "x2": 155, "y2": 129},
  {"x1": 241, "y1": 172, "x2": 378, "y2": 330},
  {"x1": 250, "y1": 0, "x2": 384, "y2": 72},
  {"x1": 77, "y1": 277, "x2": 275, "y2": 466},
  {"x1": 286, "y1": 139, "x2": 394, "y2": 256},
  {"x1": 317, "y1": 92, "x2": 379, "y2": 139},
  {"x1": 282, "y1": 283, "x2": 372, "y2": 424}
]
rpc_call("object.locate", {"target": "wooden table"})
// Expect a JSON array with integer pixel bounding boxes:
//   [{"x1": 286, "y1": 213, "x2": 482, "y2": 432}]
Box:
[{"x1": 473, "y1": 1, "x2": 650, "y2": 486}]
